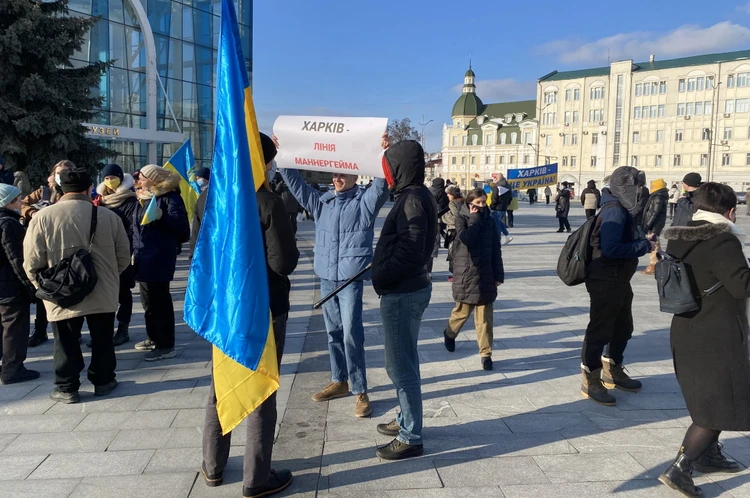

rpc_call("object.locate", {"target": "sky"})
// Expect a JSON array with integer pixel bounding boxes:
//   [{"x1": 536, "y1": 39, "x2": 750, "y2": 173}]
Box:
[{"x1": 252, "y1": 0, "x2": 750, "y2": 153}]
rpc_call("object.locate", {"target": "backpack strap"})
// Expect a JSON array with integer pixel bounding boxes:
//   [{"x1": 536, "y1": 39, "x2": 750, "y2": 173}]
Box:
[{"x1": 88, "y1": 204, "x2": 98, "y2": 250}]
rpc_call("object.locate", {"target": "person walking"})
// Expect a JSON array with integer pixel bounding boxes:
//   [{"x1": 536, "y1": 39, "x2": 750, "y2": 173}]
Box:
[
  {"x1": 658, "y1": 182, "x2": 749, "y2": 497},
  {"x1": 580, "y1": 166, "x2": 654, "y2": 406},
  {"x1": 188, "y1": 168, "x2": 210, "y2": 260},
  {"x1": 372, "y1": 140, "x2": 437, "y2": 460},
  {"x1": 279, "y1": 135, "x2": 390, "y2": 418},
  {"x1": 86, "y1": 163, "x2": 138, "y2": 347},
  {"x1": 21, "y1": 160, "x2": 72, "y2": 347},
  {"x1": 506, "y1": 194, "x2": 518, "y2": 228},
  {"x1": 580, "y1": 180, "x2": 601, "y2": 219},
  {"x1": 443, "y1": 188, "x2": 503, "y2": 371},
  {"x1": 672, "y1": 173, "x2": 702, "y2": 227},
  {"x1": 641, "y1": 178, "x2": 669, "y2": 275},
  {"x1": 23, "y1": 168, "x2": 130, "y2": 403},
  {"x1": 634, "y1": 171, "x2": 650, "y2": 239},
  {"x1": 492, "y1": 175, "x2": 512, "y2": 226},
  {"x1": 544, "y1": 185, "x2": 552, "y2": 205},
  {"x1": 668, "y1": 183, "x2": 680, "y2": 219},
  {"x1": 201, "y1": 133, "x2": 299, "y2": 498},
  {"x1": 132, "y1": 165, "x2": 191, "y2": 361},
  {"x1": 555, "y1": 182, "x2": 572, "y2": 232},
  {"x1": 0, "y1": 185, "x2": 39, "y2": 384},
  {"x1": 442, "y1": 185, "x2": 464, "y2": 282}
]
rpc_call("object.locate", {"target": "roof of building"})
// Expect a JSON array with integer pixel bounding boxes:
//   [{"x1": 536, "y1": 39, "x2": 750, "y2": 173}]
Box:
[
  {"x1": 465, "y1": 67, "x2": 475, "y2": 78},
  {"x1": 466, "y1": 100, "x2": 536, "y2": 130},
  {"x1": 539, "y1": 49, "x2": 750, "y2": 82},
  {"x1": 452, "y1": 92, "x2": 484, "y2": 117}
]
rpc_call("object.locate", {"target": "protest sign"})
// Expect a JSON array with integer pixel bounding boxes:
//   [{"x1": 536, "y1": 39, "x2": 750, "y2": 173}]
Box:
[
  {"x1": 273, "y1": 116, "x2": 388, "y2": 177},
  {"x1": 507, "y1": 164, "x2": 558, "y2": 190}
]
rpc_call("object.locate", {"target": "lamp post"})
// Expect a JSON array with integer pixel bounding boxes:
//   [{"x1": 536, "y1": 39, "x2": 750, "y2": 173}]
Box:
[{"x1": 419, "y1": 115, "x2": 434, "y2": 153}]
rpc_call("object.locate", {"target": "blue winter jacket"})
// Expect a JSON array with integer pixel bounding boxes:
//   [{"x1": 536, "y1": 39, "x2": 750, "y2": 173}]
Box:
[{"x1": 279, "y1": 169, "x2": 389, "y2": 282}]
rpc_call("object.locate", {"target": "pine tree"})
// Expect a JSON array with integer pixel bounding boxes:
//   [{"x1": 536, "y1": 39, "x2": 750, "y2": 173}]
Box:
[{"x1": 0, "y1": 0, "x2": 112, "y2": 185}]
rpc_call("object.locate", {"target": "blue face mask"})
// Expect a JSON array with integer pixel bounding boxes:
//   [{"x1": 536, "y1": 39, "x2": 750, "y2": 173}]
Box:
[{"x1": 54, "y1": 173, "x2": 61, "y2": 186}]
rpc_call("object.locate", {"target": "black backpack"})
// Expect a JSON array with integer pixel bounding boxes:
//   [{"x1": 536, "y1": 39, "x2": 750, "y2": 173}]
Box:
[
  {"x1": 35, "y1": 205, "x2": 99, "y2": 308},
  {"x1": 556, "y1": 213, "x2": 600, "y2": 286},
  {"x1": 655, "y1": 250, "x2": 722, "y2": 314}
]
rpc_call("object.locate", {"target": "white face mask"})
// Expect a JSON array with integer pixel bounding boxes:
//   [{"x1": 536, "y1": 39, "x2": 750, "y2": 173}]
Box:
[{"x1": 266, "y1": 160, "x2": 277, "y2": 183}]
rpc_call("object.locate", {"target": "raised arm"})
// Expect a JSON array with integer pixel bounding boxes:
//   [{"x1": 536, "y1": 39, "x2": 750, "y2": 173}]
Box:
[{"x1": 278, "y1": 168, "x2": 324, "y2": 215}]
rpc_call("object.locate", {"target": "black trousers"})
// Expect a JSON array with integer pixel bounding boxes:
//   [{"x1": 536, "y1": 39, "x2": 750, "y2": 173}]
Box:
[
  {"x1": 507, "y1": 210, "x2": 514, "y2": 227},
  {"x1": 288, "y1": 213, "x2": 297, "y2": 235},
  {"x1": 203, "y1": 313, "x2": 287, "y2": 488},
  {"x1": 546, "y1": 196, "x2": 550, "y2": 204},
  {"x1": 582, "y1": 279, "x2": 634, "y2": 370},
  {"x1": 558, "y1": 217, "x2": 571, "y2": 231},
  {"x1": 0, "y1": 299, "x2": 30, "y2": 381},
  {"x1": 52, "y1": 313, "x2": 116, "y2": 392},
  {"x1": 585, "y1": 209, "x2": 596, "y2": 219},
  {"x1": 117, "y1": 266, "x2": 134, "y2": 324},
  {"x1": 139, "y1": 281, "x2": 175, "y2": 349},
  {"x1": 34, "y1": 299, "x2": 47, "y2": 333}
]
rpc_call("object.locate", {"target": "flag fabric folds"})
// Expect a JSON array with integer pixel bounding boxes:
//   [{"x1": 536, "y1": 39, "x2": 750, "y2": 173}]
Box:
[
  {"x1": 164, "y1": 139, "x2": 200, "y2": 220},
  {"x1": 140, "y1": 196, "x2": 158, "y2": 225},
  {"x1": 183, "y1": 0, "x2": 278, "y2": 435}
]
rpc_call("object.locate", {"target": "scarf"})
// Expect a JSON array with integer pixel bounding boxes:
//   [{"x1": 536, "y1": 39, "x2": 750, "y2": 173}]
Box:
[{"x1": 100, "y1": 189, "x2": 136, "y2": 209}]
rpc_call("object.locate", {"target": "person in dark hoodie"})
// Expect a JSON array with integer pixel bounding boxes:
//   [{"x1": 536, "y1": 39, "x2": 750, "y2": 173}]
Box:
[
  {"x1": 201, "y1": 133, "x2": 299, "y2": 498},
  {"x1": 372, "y1": 140, "x2": 437, "y2": 461},
  {"x1": 580, "y1": 180, "x2": 601, "y2": 219},
  {"x1": 429, "y1": 178, "x2": 449, "y2": 214},
  {"x1": 555, "y1": 182, "x2": 572, "y2": 232},
  {"x1": 581, "y1": 166, "x2": 654, "y2": 406},
  {"x1": 672, "y1": 172, "x2": 702, "y2": 227},
  {"x1": 634, "y1": 171, "x2": 650, "y2": 238},
  {"x1": 491, "y1": 175, "x2": 513, "y2": 225},
  {"x1": 641, "y1": 178, "x2": 669, "y2": 275}
]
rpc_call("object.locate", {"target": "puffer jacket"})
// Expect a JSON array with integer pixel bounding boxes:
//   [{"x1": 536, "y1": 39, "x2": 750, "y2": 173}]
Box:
[
  {"x1": 430, "y1": 178, "x2": 449, "y2": 214},
  {"x1": 580, "y1": 181, "x2": 601, "y2": 210},
  {"x1": 132, "y1": 173, "x2": 190, "y2": 283},
  {"x1": 373, "y1": 140, "x2": 437, "y2": 295},
  {"x1": 642, "y1": 187, "x2": 669, "y2": 236},
  {"x1": 555, "y1": 189, "x2": 571, "y2": 218},
  {"x1": 94, "y1": 174, "x2": 138, "y2": 248},
  {"x1": 451, "y1": 205, "x2": 503, "y2": 305},
  {"x1": 21, "y1": 185, "x2": 63, "y2": 224},
  {"x1": 0, "y1": 208, "x2": 35, "y2": 303},
  {"x1": 672, "y1": 192, "x2": 696, "y2": 227},
  {"x1": 279, "y1": 169, "x2": 389, "y2": 282}
]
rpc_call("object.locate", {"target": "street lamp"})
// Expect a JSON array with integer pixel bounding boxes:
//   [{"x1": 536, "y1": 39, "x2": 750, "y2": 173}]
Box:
[{"x1": 419, "y1": 115, "x2": 434, "y2": 152}]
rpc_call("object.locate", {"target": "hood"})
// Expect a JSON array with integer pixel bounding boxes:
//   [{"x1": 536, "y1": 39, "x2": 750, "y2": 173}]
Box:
[
  {"x1": 431, "y1": 178, "x2": 445, "y2": 189},
  {"x1": 149, "y1": 172, "x2": 181, "y2": 196},
  {"x1": 587, "y1": 180, "x2": 596, "y2": 189},
  {"x1": 650, "y1": 178, "x2": 667, "y2": 193},
  {"x1": 558, "y1": 189, "x2": 570, "y2": 198},
  {"x1": 497, "y1": 178, "x2": 508, "y2": 187},
  {"x1": 651, "y1": 188, "x2": 669, "y2": 199},
  {"x1": 97, "y1": 173, "x2": 135, "y2": 195},
  {"x1": 663, "y1": 222, "x2": 731, "y2": 243},
  {"x1": 606, "y1": 166, "x2": 641, "y2": 212},
  {"x1": 383, "y1": 140, "x2": 425, "y2": 193},
  {"x1": 637, "y1": 170, "x2": 647, "y2": 187}
]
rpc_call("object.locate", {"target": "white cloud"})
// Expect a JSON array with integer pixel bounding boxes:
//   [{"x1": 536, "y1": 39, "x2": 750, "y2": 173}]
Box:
[
  {"x1": 453, "y1": 78, "x2": 536, "y2": 102},
  {"x1": 739, "y1": 2, "x2": 750, "y2": 14},
  {"x1": 540, "y1": 21, "x2": 750, "y2": 65}
]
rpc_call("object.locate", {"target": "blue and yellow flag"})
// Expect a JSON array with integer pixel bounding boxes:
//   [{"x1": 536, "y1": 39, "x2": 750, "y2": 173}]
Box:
[
  {"x1": 164, "y1": 140, "x2": 201, "y2": 219},
  {"x1": 140, "y1": 196, "x2": 158, "y2": 225},
  {"x1": 184, "y1": 0, "x2": 277, "y2": 435}
]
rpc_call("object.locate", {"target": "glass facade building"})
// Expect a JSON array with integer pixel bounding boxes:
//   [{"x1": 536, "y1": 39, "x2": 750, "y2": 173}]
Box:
[{"x1": 69, "y1": 0, "x2": 252, "y2": 172}]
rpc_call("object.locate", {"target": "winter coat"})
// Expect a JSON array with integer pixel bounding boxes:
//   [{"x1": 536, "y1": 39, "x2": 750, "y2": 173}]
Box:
[
  {"x1": 587, "y1": 167, "x2": 651, "y2": 282},
  {"x1": 188, "y1": 189, "x2": 207, "y2": 259},
  {"x1": 0, "y1": 170, "x2": 14, "y2": 186},
  {"x1": 21, "y1": 185, "x2": 63, "y2": 225},
  {"x1": 450, "y1": 205, "x2": 503, "y2": 305},
  {"x1": 493, "y1": 180, "x2": 512, "y2": 211},
  {"x1": 429, "y1": 178, "x2": 449, "y2": 214},
  {"x1": 274, "y1": 182, "x2": 301, "y2": 215},
  {"x1": 642, "y1": 187, "x2": 669, "y2": 236},
  {"x1": 672, "y1": 192, "x2": 696, "y2": 227},
  {"x1": 0, "y1": 208, "x2": 36, "y2": 304},
  {"x1": 257, "y1": 187, "x2": 299, "y2": 317},
  {"x1": 664, "y1": 221, "x2": 750, "y2": 430},
  {"x1": 544, "y1": 186, "x2": 552, "y2": 197},
  {"x1": 443, "y1": 198, "x2": 465, "y2": 230},
  {"x1": 668, "y1": 187, "x2": 680, "y2": 204},
  {"x1": 279, "y1": 169, "x2": 389, "y2": 282},
  {"x1": 23, "y1": 194, "x2": 131, "y2": 322},
  {"x1": 634, "y1": 184, "x2": 650, "y2": 230},
  {"x1": 13, "y1": 171, "x2": 31, "y2": 197},
  {"x1": 94, "y1": 174, "x2": 138, "y2": 249},
  {"x1": 555, "y1": 189, "x2": 571, "y2": 218},
  {"x1": 132, "y1": 174, "x2": 191, "y2": 283},
  {"x1": 373, "y1": 140, "x2": 438, "y2": 295},
  {"x1": 580, "y1": 181, "x2": 601, "y2": 210}
]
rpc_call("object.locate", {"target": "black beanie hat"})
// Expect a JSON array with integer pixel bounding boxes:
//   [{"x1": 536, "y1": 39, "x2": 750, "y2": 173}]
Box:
[
  {"x1": 195, "y1": 167, "x2": 211, "y2": 180},
  {"x1": 683, "y1": 172, "x2": 702, "y2": 188},
  {"x1": 60, "y1": 169, "x2": 93, "y2": 194},
  {"x1": 101, "y1": 163, "x2": 124, "y2": 181},
  {"x1": 260, "y1": 133, "x2": 277, "y2": 164}
]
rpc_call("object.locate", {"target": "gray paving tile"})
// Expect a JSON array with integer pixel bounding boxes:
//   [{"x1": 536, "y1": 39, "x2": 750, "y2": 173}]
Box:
[
  {"x1": 0, "y1": 454, "x2": 48, "y2": 480},
  {"x1": 70, "y1": 472, "x2": 197, "y2": 498},
  {"x1": 137, "y1": 393, "x2": 208, "y2": 410},
  {"x1": 107, "y1": 428, "x2": 177, "y2": 450},
  {"x1": 435, "y1": 457, "x2": 550, "y2": 486},
  {"x1": 171, "y1": 408, "x2": 205, "y2": 427},
  {"x1": 500, "y1": 482, "x2": 613, "y2": 498},
  {"x1": 0, "y1": 413, "x2": 85, "y2": 434},
  {"x1": 609, "y1": 479, "x2": 728, "y2": 497},
  {"x1": 384, "y1": 489, "x2": 506, "y2": 498},
  {"x1": 74, "y1": 409, "x2": 178, "y2": 431},
  {"x1": 0, "y1": 478, "x2": 81, "y2": 498},
  {"x1": 1, "y1": 430, "x2": 118, "y2": 455},
  {"x1": 28, "y1": 449, "x2": 154, "y2": 479},
  {"x1": 533, "y1": 453, "x2": 650, "y2": 483},
  {"x1": 0, "y1": 433, "x2": 18, "y2": 452}
]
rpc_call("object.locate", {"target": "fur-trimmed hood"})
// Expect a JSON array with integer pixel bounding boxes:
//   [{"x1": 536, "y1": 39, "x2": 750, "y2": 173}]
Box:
[
  {"x1": 148, "y1": 172, "x2": 181, "y2": 196},
  {"x1": 663, "y1": 221, "x2": 732, "y2": 242}
]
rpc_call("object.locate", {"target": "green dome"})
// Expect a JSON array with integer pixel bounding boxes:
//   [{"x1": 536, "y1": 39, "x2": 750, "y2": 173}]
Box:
[
  {"x1": 465, "y1": 67, "x2": 476, "y2": 78},
  {"x1": 452, "y1": 93, "x2": 484, "y2": 117}
]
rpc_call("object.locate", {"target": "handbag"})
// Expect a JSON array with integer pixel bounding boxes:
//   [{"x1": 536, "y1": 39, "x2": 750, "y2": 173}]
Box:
[{"x1": 35, "y1": 205, "x2": 99, "y2": 308}]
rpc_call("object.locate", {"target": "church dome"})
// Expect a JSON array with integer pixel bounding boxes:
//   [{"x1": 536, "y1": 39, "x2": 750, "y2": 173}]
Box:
[{"x1": 452, "y1": 93, "x2": 484, "y2": 117}]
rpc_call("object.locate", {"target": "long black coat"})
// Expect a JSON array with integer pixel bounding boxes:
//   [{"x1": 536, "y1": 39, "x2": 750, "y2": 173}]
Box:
[
  {"x1": 0, "y1": 209, "x2": 35, "y2": 303},
  {"x1": 555, "y1": 189, "x2": 571, "y2": 218},
  {"x1": 642, "y1": 188, "x2": 669, "y2": 236},
  {"x1": 664, "y1": 221, "x2": 750, "y2": 430},
  {"x1": 451, "y1": 206, "x2": 503, "y2": 305}
]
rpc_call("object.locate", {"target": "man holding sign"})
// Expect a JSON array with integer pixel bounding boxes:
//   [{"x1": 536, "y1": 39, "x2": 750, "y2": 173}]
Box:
[{"x1": 276, "y1": 128, "x2": 390, "y2": 419}]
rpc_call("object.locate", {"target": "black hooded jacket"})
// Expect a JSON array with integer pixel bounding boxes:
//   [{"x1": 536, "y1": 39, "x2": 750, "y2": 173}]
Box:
[
  {"x1": 429, "y1": 178, "x2": 449, "y2": 214},
  {"x1": 373, "y1": 140, "x2": 437, "y2": 295},
  {"x1": 492, "y1": 179, "x2": 512, "y2": 211},
  {"x1": 672, "y1": 191, "x2": 696, "y2": 227},
  {"x1": 643, "y1": 187, "x2": 669, "y2": 236}
]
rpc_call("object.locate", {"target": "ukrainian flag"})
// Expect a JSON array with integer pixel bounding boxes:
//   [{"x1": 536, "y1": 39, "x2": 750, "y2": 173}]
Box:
[
  {"x1": 140, "y1": 196, "x2": 158, "y2": 225},
  {"x1": 164, "y1": 139, "x2": 201, "y2": 220},
  {"x1": 183, "y1": 0, "x2": 277, "y2": 434}
]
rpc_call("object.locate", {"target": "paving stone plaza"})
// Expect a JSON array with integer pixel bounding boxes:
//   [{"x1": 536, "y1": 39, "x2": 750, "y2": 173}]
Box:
[{"x1": 3, "y1": 202, "x2": 750, "y2": 497}]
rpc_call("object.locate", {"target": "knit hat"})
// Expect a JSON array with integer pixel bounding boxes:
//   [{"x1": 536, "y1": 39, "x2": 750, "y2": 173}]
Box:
[
  {"x1": 0, "y1": 184, "x2": 21, "y2": 207},
  {"x1": 683, "y1": 172, "x2": 702, "y2": 188},
  {"x1": 195, "y1": 167, "x2": 211, "y2": 181},
  {"x1": 59, "y1": 169, "x2": 93, "y2": 194},
  {"x1": 101, "y1": 163, "x2": 124, "y2": 181},
  {"x1": 650, "y1": 178, "x2": 667, "y2": 193},
  {"x1": 260, "y1": 133, "x2": 277, "y2": 164},
  {"x1": 140, "y1": 164, "x2": 173, "y2": 184},
  {"x1": 446, "y1": 185, "x2": 461, "y2": 197}
]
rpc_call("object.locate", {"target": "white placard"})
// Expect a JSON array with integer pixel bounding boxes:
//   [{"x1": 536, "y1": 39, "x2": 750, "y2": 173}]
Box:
[{"x1": 273, "y1": 116, "x2": 388, "y2": 177}]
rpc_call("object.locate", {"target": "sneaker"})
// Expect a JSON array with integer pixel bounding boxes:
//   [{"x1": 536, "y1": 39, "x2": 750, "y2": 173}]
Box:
[
  {"x1": 555, "y1": 229, "x2": 564, "y2": 233},
  {"x1": 113, "y1": 322, "x2": 130, "y2": 347},
  {"x1": 0, "y1": 367, "x2": 40, "y2": 385},
  {"x1": 94, "y1": 380, "x2": 118, "y2": 397},
  {"x1": 135, "y1": 339, "x2": 155, "y2": 351},
  {"x1": 482, "y1": 357, "x2": 493, "y2": 371},
  {"x1": 242, "y1": 469, "x2": 292, "y2": 498},
  {"x1": 444, "y1": 331, "x2": 455, "y2": 352},
  {"x1": 377, "y1": 419, "x2": 400, "y2": 437},
  {"x1": 201, "y1": 462, "x2": 224, "y2": 487},
  {"x1": 311, "y1": 381, "x2": 349, "y2": 402},
  {"x1": 502, "y1": 236, "x2": 514, "y2": 245},
  {"x1": 143, "y1": 348, "x2": 176, "y2": 362},
  {"x1": 28, "y1": 331, "x2": 48, "y2": 348},
  {"x1": 355, "y1": 393, "x2": 372, "y2": 418},
  {"x1": 376, "y1": 438, "x2": 424, "y2": 460},
  {"x1": 50, "y1": 388, "x2": 80, "y2": 404}
]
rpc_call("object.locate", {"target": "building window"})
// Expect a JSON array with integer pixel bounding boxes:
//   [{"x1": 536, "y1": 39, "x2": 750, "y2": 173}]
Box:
[
  {"x1": 590, "y1": 87, "x2": 604, "y2": 100},
  {"x1": 660, "y1": 81, "x2": 667, "y2": 94},
  {"x1": 471, "y1": 156, "x2": 476, "y2": 165},
  {"x1": 571, "y1": 156, "x2": 577, "y2": 167},
  {"x1": 655, "y1": 155, "x2": 662, "y2": 167},
  {"x1": 687, "y1": 78, "x2": 696, "y2": 92},
  {"x1": 500, "y1": 133, "x2": 507, "y2": 145},
  {"x1": 658, "y1": 104, "x2": 666, "y2": 117},
  {"x1": 726, "y1": 100, "x2": 735, "y2": 114},
  {"x1": 562, "y1": 156, "x2": 568, "y2": 167},
  {"x1": 545, "y1": 135, "x2": 552, "y2": 146},
  {"x1": 632, "y1": 156, "x2": 638, "y2": 167},
  {"x1": 544, "y1": 91, "x2": 558, "y2": 104},
  {"x1": 564, "y1": 111, "x2": 571, "y2": 124},
  {"x1": 574, "y1": 88, "x2": 580, "y2": 101},
  {"x1": 591, "y1": 156, "x2": 597, "y2": 167},
  {"x1": 565, "y1": 89, "x2": 572, "y2": 101},
  {"x1": 697, "y1": 77, "x2": 705, "y2": 91},
  {"x1": 675, "y1": 129, "x2": 683, "y2": 142},
  {"x1": 677, "y1": 103, "x2": 685, "y2": 116},
  {"x1": 700, "y1": 154, "x2": 708, "y2": 167},
  {"x1": 572, "y1": 134, "x2": 578, "y2": 145},
  {"x1": 635, "y1": 83, "x2": 642, "y2": 96},
  {"x1": 656, "y1": 130, "x2": 664, "y2": 142},
  {"x1": 573, "y1": 111, "x2": 579, "y2": 123},
  {"x1": 678, "y1": 79, "x2": 686, "y2": 92},
  {"x1": 588, "y1": 109, "x2": 603, "y2": 122},
  {"x1": 650, "y1": 105, "x2": 657, "y2": 118},
  {"x1": 511, "y1": 132, "x2": 518, "y2": 144},
  {"x1": 747, "y1": 153, "x2": 750, "y2": 166},
  {"x1": 452, "y1": 136, "x2": 457, "y2": 146},
  {"x1": 543, "y1": 112, "x2": 557, "y2": 125},
  {"x1": 701, "y1": 128, "x2": 710, "y2": 141},
  {"x1": 592, "y1": 133, "x2": 599, "y2": 144},
  {"x1": 462, "y1": 136, "x2": 468, "y2": 146},
  {"x1": 634, "y1": 107, "x2": 642, "y2": 119},
  {"x1": 632, "y1": 131, "x2": 640, "y2": 143},
  {"x1": 563, "y1": 134, "x2": 570, "y2": 146},
  {"x1": 643, "y1": 84, "x2": 651, "y2": 96},
  {"x1": 705, "y1": 101, "x2": 713, "y2": 115},
  {"x1": 707, "y1": 77, "x2": 715, "y2": 89},
  {"x1": 523, "y1": 154, "x2": 529, "y2": 164},
  {"x1": 509, "y1": 155, "x2": 515, "y2": 164},
  {"x1": 724, "y1": 127, "x2": 733, "y2": 140},
  {"x1": 686, "y1": 102, "x2": 694, "y2": 116},
  {"x1": 722, "y1": 153, "x2": 731, "y2": 166},
  {"x1": 461, "y1": 157, "x2": 466, "y2": 165},
  {"x1": 674, "y1": 154, "x2": 682, "y2": 166},
  {"x1": 472, "y1": 135, "x2": 478, "y2": 146},
  {"x1": 695, "y1": 102, "x2": 703, "y2": 115},
  {"x1": 451, "y1": 157, "x2": 456, "y2": 165},
  {"x1": 739, "y1": 73, "x2": 749, "y2": 88},
  {"x1": 728, "y1": 74, "x2": 735, "y2": 88},
  {"x1": 524, "y1": 132, "x2": 532, "y2": 144},
  {"x1": 737, "y1": 99, "x2": 749, "y2": 113},
  {"x1": 485, "y1": 155, "x2": 490, "y2": 164}
]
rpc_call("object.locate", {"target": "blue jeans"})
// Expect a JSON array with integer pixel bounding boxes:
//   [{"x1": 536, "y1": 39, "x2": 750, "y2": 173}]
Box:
[
  {"x1": 491, "y1": 211, "x2": 509, "y2": 237},
  {"x1": 380, "y1": 284, "x2": 432, "y2": 445},
  {"x1": 320, "y1": 279, "x2": 367, "y2": 394}
]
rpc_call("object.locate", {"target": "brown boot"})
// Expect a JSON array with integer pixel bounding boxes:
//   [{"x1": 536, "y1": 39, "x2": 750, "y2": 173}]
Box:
[
  {"x1": 642, "y1": 264, "x2": 656, "y2": 275},
  {"x1": 311, "y1": 381, "x2": 349, "y2": 402},
  {"x1": 581, "y1": 364, "x2": 616, "y2": 406},
  {"x1": 355, "y1": 393, "x2": 372, "y2": 418}
]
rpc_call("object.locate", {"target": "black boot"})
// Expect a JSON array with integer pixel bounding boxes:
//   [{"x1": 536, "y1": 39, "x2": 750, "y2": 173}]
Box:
[
  {"x1": 694, "y1": 441, "x2": 742, "y2": 474},
  {"x1": 27, "y1": 329, "x2": 48, "y2": 347},
  {"x1": 113, "y1": 321, "x2": 130, "y2": 347},
  {"x1": 581, "y1": 365, "x2": 616, "y2": 406},
  {"x1": 601, "y1": 357, "x2": 642, "y2": 392},
  {"x1": 659, "y1": 451, "x2": 704, "y2": 497}
]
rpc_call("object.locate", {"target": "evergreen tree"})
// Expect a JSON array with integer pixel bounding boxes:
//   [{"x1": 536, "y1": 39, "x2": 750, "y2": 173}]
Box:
[{"x1": 0, "y1": 0, "x2": 112, "y2": 185}]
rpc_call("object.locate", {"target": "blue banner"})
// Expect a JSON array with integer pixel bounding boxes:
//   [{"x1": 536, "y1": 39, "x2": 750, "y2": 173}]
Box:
[{"x1": 507, "y1": 164, "x2": 558, "y2": 190}]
